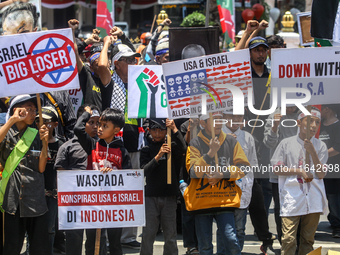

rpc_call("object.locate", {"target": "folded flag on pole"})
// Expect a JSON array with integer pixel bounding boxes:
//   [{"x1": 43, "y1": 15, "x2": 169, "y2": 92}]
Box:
[
  {"x1": 216, "y1": 0, "x2": 235, "y2": 44},
  {"x1": 96, "y1": 0, "x2": 114, "y2": 36}
]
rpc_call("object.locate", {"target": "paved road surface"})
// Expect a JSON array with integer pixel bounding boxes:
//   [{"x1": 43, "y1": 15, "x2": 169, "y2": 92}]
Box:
[{"x1": 51, "y1": 206, "x2": 340, "y2": 255}]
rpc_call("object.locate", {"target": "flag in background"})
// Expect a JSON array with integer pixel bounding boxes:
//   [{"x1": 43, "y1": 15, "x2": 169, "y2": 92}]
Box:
[
  {"x1": 96, "y1": 0, "x2": 114, "y2": 36},
  {"x1": 216, "y1": 0, "x2": 235, "y2": 45}
]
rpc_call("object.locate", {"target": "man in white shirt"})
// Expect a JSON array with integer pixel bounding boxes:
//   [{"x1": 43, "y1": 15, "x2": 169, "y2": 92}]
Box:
[{"x1": 271, "y1": 107, "x2": 328, "y2": 255}]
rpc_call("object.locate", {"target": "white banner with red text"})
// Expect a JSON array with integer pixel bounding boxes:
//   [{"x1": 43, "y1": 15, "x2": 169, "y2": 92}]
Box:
[
  {"x1": 0, "y1": 28, "x2": 80, "y2": 97},
  {"x1": 271, "y1": 47, "x2": 340, "y2": 106},
  {"x1": 57, "y1": 169, "x2": 145, "y2": 230},
  {"x1": 162, "y1": 49, "x2": 253, "y2": 119}
]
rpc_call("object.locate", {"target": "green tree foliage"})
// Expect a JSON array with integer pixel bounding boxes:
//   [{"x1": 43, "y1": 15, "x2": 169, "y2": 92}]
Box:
[{"x1": 180, "y1": 11, "x2": 211, "y2": 27}]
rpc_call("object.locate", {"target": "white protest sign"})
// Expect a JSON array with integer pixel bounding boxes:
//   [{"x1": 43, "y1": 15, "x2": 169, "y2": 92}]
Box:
[
  {"x1": 271, "y1": 47, "x2": 340, "y2": 105},
  {"x1": 0, "y1": 28, "x2": 80, "y2": 97},
  {"x1": 68, "y1": 88, "x2": 83, "y2": 114},
  {"x1": 128, "y1": 65, "x2": 168, "y2": 118},
  {"x1": 162, "y1": 49, "x2": 252, "y2": 119},
  {"x1": 58, "y1": 170, "x2": 145, "y2": 230}
]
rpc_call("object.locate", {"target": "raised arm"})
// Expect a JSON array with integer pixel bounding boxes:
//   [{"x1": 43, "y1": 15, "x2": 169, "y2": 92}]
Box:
[
  {"x1": 245, "y1": 20, "x2": 269, "y2": 47},
  {"x1": 97, "y1": 34, "x2": 116, "y2": 87},
  {"x1": 235, "y1": 20, "x2": 259, "y2": 51},
  {"x1": 68, "y1": 19, "x2": 83, "y2": 73}
]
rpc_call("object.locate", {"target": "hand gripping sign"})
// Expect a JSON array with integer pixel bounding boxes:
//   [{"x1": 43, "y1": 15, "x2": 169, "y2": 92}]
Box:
[{"x1": 0, "y1": 28, "x2": 79, "y2": 97}]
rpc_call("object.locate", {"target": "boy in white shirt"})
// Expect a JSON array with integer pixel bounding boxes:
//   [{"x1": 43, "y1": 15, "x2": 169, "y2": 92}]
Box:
[{"x1": 271, "y1": 107, "x2": 328, "y2": 255}]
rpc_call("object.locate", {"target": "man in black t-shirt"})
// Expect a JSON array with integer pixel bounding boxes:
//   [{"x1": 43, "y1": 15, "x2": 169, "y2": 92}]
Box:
[
  {"x1": 320, "y1": 104, "x2": 340, "y2": 238},
  {"x1": 71, "y1": 21, "x2": 106, "y2": 111}
]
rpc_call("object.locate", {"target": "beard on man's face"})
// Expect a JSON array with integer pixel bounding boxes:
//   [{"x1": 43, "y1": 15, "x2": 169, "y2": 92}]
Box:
[{"x1": 252, "y1": 59, "x2": 265, "y2": 65}]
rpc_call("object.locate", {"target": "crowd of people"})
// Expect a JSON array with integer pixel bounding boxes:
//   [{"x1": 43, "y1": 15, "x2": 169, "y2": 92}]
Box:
[{"x1": 0, "y1": 2, "x2": 339, "y2": 255}]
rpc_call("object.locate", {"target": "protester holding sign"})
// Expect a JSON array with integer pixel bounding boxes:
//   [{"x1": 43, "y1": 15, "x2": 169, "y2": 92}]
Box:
[
  {"x1": 140, "y1": 118, "x2": 186, "y2": 255},
  {"x1": 0, "y1": 94, "x2": 50, "y2": 255},
  {"x1": 97, "y1": 29, "x2": 143, "y2": 249},
  {"x1": 55, "y1": 104, "x2": 107, "y2": 255},
  {"x1": 185, "y1": 112, "x2": 249, "y2": 255},
  {"x1": 271, "y1": 108, "x2": 328, "y2": 255},
  {"x1": 74, "y1": 107, "x2": 132, "y2": 255}
]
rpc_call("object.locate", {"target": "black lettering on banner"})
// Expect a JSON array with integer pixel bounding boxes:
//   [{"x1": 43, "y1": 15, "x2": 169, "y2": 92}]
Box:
[
  {"x1": 67, "y1": 211, "x2": 77, "y2": 222},
  {"x1": 76, "y1": 174, "x2": 124, "y2": 187}
]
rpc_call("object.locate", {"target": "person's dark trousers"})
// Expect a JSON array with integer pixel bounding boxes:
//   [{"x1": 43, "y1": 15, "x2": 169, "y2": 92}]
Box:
[
  {"x1": 248, "y1": 179, "x2": 273, "y2": 245},
  {"x1": 46, "y1": 196, "x2": 58, "y2": 255},
  {"x1": 181, "y1": 198, "x2": 198, "y2": 248},
  {"x1": 258, "y1": 143, "x2": 272, "y2": 216},
  {"x1": 107, "y1": 228, "x2": 123, "y2": 255},
  {"x1": 272, "y1": 182, "x2": 282, "y2": 244},
  {"x1": 66, "y1": 229, "x2": 84, "y2": 255},
  {"x1": 85, "y1": 229, "x2": 107, "y2": 255},
  {"x1": 66, "y1": 229, "x2": 107, "y2": 255},
  {"x1": 3, "y1": 209, "x2": 50, "y2": 255},
  {"x1": 54, "y1": 210, "x2": 66, "y2": 251}
]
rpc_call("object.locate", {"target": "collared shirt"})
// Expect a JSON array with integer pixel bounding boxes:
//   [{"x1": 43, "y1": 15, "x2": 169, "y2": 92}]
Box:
[
  {"x1": 271, "y1": 135, "x2": 328, "y2": 217},
  {"x1": 0, "y1": 125, "x2": 47, "y2": 217},
  {"x1": 222, "y1": 126, "x2": 257, "y2": 209}
]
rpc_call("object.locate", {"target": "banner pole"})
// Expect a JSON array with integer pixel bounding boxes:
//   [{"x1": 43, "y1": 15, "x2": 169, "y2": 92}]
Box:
[
  {"x1": 167, "y1": 127, "x2": 172, "y2": 184},
  {"x1": 36, "y1": 94, "x2": 48, "y2": 158},
  {"x1": 305, "y1": 105, "x2": 312, "y2": 166},
  {"x1": 94, "y1": 228, "x2": 101, "y2": 255},
  {"x1": 205, "y1": 0, "x2": 210, "y2": 27},
  {"x1": 150, "y1": 15, "x2": 157, "y2": 33},
  {"x1": 209, "y1": 113, "x2": 219, "y2": 168}
]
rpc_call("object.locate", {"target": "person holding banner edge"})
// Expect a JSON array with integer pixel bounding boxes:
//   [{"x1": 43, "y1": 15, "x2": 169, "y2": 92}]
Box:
[
  {"x1": 0, "y1": 94, "x2": 50, "y2": 255},
  {"x1": 74, "y1": 106, "x2": 132, "y2": 255},
  {"x1": 94, "y1": 21, "x2": 143, "y2": 249},
  {"x1": 55, "y1": 104, "x2": 107, "y2": 255},
  {"x1": 140, "y1": 118, "x2": 186, "y2": 255}
]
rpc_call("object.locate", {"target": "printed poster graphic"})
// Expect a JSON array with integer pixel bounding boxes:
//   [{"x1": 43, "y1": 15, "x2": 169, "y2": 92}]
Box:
[
  {"x1": 162, "y1": 49, "x2": 252, "y2": 119},
  {"x1": 0, "y1": 28, "x2": 80, "y2": 97},
  {"x1": 271, "y1": 47, "x2": 340, "y2": 106},
  {"x1": 58, "y1": 169, "x2": 145, "y2": 230},
  {"x1": 69, "y1": 88, "x2": 83, "y2": 114},
  {"x1": 128, "y1": 65, "x2": 168, "y2": 119},
  {"x1": 169, "y1": 27, "x2": 219, "y2": 62}
]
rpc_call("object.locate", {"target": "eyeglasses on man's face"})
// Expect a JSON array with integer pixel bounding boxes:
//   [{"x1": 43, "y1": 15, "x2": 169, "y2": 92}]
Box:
[{"x1": 119, "y1": 57, "x2": 137, "y2": 64}]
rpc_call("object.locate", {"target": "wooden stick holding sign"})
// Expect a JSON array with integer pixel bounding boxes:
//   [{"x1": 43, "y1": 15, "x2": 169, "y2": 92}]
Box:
[
  {"x1": 94, "y1": 228, "x2": 101, "y2": 255},
  {"x1": 209, "y1": 113, "x2": 219, "y2": 168},
  {"x1": 167, "y1": 127, "x2": 171, "y2": 184},
  {"x1": 305, "y1": 105, "x2": 312, "y2": 166},
  {"x1": 36, "y1": 94, "x2": 48, "y2": 158}
]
